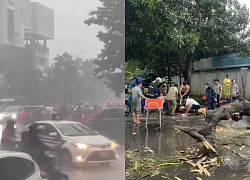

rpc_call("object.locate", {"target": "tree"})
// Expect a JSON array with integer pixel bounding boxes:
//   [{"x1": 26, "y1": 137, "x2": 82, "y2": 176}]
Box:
[
  {"x1": 126, "y1": 0, "x2": 250, "y2": 85},
  {"x1": 42, "y1": 52, "x2": 109, "y2": 106},
  {"x1": 84, "y1": 0, "x2": 125, "y2": 97},
  {"x1": 176, "y1": 97, "x2": 250, "y2": 158}
]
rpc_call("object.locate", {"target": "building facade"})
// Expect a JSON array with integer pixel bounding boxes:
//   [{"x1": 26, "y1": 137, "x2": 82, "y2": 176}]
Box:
[
  {"x1": 0, "y1": 0, "x2": 54, "y2": 70},
  {"x1": 171, "y1": 53, "x2": 250, "y2": 99}
]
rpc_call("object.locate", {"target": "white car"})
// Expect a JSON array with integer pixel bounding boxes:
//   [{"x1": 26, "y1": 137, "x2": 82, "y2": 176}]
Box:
[
  {"x1": 30, "y1": 121, "x2": 118, "y2": 166},
  {"x1": 0, "y1": 150, "x2": 43, "y2": 180}
]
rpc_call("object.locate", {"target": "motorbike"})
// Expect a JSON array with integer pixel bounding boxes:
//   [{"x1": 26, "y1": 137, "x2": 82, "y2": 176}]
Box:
[
  {"x1": 39, "y1": 150, "x2": 69, "y2": 180},
  {"x1": 18, "y1": 131, "x2": 69, "y2": 180},
  {"x1": 125, "y1": 100, "x2": 131, "y2": 117}
]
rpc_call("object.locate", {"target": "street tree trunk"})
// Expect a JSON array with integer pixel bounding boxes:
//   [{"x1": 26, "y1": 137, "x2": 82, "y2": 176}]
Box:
[
  {"x1": 182, "y1": 54, "x2": 193, "y2": 85},
  {"x1": 175, "y1": 98, "x2": 250, "y2": 158}
]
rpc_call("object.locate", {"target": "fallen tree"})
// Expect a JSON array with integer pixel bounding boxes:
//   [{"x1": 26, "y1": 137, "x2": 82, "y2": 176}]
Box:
[{"x1": 175, "y1": 98, "x2": 250, "y2": 158}]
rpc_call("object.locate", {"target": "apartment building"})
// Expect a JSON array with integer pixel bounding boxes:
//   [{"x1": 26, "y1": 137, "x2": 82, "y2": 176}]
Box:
[{"x1": 0, "y1": 0, "x2": 54, "y2": 70}]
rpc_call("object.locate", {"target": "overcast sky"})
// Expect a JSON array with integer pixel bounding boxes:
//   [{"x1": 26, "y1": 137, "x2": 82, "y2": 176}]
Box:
[
  {"x1": 32, "y1": 0, "x2": 103, "y2": 61},
  {"x1": 239, "y1": 0, "x2": 250, "y2": 7}
]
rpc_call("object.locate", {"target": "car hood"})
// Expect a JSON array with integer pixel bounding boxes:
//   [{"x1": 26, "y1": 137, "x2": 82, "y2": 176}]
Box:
[
  {"x1": 65, "y1": 135, "x2": 112, "y2": 145},
  {"x1": 1, "y1": 112, "x2": 16, "y2": 115}
]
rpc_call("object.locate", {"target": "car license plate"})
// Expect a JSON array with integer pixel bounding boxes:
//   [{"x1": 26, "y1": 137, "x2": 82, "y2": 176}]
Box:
[{"x1": 99, "y1": 152, "x2": 109, "y2": 157}]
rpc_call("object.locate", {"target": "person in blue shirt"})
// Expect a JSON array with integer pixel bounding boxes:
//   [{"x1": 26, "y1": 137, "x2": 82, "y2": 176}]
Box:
[
  {"x1": 205, "y1": 81, "x2": 216, "y2": 110},
  {"x1": 128, "y1": 76, "x2": 136, "y2": 104}
]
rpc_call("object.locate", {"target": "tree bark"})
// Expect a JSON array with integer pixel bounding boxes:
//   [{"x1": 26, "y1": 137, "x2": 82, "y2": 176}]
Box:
[
  {"x1": 175, "y1": 98, "x2": 250, "y2": 158},
  {"x1": 182, "y1": 54, "x2": 193, "y2": 85}
]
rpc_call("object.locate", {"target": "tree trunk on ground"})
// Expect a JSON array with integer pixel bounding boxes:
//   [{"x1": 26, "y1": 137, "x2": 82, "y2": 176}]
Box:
[{"x1": 175, "y1": 98, "x2": 250, "y2": 158}]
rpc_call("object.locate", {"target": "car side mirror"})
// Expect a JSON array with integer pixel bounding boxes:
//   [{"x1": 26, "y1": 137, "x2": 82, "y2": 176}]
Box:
[{"x1": 49, "y1": 132, "x2": 58, "y2": 137}]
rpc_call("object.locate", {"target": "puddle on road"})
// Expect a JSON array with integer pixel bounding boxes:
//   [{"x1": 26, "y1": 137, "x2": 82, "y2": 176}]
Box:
[{"x1": 126, "y1": 118, "x2": 250, "y2": 180}]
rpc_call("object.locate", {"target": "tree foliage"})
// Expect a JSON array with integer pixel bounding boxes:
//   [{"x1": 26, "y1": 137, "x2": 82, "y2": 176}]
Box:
[
  {"x1": 126, "y1": 0, "x2": 250, "y2": 84},
  {"x1": 41, "y1": 52, "x2": 106, "y2": 106},
  {"x1": 84, "y1": 0, "x2": 125, "y2": 97},
  {"x1": 0, "y1": 51, "x2": 110, "y2": 106}
]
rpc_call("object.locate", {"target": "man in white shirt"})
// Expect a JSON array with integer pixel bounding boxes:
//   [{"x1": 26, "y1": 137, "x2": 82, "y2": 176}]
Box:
[{"x1": 181, "y1": 97, "x2": 200, "y2": 116}]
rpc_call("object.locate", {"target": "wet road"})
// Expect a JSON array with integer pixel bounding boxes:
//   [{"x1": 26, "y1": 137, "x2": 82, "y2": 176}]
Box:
[
  {"x1": 64, "y1": 147, "x2": 124, "y2": 180},
  {"x1": 126, "y1": 116, "x2": 250, "y2": 180}
]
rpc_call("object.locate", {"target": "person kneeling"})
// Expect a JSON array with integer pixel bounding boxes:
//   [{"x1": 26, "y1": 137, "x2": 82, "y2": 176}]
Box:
[{"x1": 181, "y1": 97, "x2": 200, "y2": 117}]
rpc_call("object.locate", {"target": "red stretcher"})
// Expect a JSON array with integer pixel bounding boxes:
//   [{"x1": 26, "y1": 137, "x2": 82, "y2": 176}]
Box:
[{"x1": 144, "y1": 99, "x2": 163, "y2": 130}]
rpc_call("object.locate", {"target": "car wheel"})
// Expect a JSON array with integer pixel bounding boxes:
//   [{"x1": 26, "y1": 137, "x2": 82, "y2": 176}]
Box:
[
  {"x1": 61, "y1": 149, "x2": 73, "y2": 167},
  {"x1": 99, "y1": 162, "x2": 111, "y2": 167}
]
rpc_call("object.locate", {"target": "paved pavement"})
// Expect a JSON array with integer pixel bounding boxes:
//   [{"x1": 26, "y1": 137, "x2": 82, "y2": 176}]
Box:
[
  {"x1": 126, "y1": 114, "x2": 250, "y2": 180},
  {"x1": 64, "y1": 147, "x2": 124, "y2": 180}
]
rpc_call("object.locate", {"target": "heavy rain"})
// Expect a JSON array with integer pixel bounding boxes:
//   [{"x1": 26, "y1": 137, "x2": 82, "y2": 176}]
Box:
[{"x1": 0, "y1": 0, "x2": 124, "y2": 179}]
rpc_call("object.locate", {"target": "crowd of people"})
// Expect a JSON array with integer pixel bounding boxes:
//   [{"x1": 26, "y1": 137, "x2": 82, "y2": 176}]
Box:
[
  {"x1": 127, "y1": 73, "x2": 240, "y2": 123},
  {"x1": 204, "y1": 74, "x2": 239, "y2": 110},
  {"x1": 127, "y1": 76, "x2": 201, "y2": 124}
]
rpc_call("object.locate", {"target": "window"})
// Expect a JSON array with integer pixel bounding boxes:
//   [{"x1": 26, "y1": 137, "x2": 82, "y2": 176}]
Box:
[
  {"x1": 4, "y1": 106, "x2": 21, "y2": 112},
  {"x1": 97, "y1": 108, "x2": 123, "y2": 120},
  {"x1": 0, "y1": 156, "x2": 35, "y2": 180},
  {"x1": 37, "y1": 123, "x2": 58, "y2": 136},
  {"x1": 56, "y1": 123, "x2": 97, "y2": 136}
]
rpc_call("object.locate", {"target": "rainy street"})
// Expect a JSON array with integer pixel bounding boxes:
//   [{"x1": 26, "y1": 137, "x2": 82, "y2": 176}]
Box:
[
  {"x1": 125, "y1": 115, "x2": 250, "y2": 180},
  {"x1": 64, "y1": 147, "x2": 125, "y2": 180}
]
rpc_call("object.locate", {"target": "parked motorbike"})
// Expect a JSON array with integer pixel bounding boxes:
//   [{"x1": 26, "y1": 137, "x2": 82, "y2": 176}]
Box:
[{"x1": 125, "y1": 100, "x2": 131, "y2": 117}]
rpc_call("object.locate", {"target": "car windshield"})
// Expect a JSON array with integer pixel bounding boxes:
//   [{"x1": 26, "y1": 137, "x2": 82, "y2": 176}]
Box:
[
  {"x1": 4, "y1": 106, "x2": 20, "y2": 112},
  {"x1": 25, "y1": 107, "x2": 42, "y2": 113},
  {"x1": 56, "y1": 123, "x2": 97, "y2": 136}
]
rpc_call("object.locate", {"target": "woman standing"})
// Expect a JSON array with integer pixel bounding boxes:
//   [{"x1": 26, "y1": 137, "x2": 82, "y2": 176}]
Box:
[
  {"x1": 1, "y1": 120, "x2": 16, "y2": 150},
  {"x1": 230, "y1": 79, "x2": 239, "y2": 101},
  {"x1": 223, "y1": 74, "x2": 231, "y2": 100}
]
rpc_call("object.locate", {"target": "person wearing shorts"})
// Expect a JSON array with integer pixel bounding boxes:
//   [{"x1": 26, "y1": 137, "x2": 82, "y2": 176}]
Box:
[
  {"x1": 130, "y1": 77, "x2": 148, "y2": 125},
  {"x1": 179, "y1": 81, "x2": 190, "y2": 105}
]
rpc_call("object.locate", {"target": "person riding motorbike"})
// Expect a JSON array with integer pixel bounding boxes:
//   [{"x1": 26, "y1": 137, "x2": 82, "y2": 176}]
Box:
[
  {"x1": 21, "y1": 123, "x2": 69, "y2": 180},
  {"x1": 1, "y1": 119, "x2": 16, "y2": 150},
  {"x1": 20, "y1": 123, "x2": 49, "y2": 162}
]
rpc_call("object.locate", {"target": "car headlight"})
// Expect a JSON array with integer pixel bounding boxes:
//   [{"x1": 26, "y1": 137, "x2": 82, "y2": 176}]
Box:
[
  {"x1": 111, "y1": 141, "x2": 118, "y2": 149},
  {"x1": 0, "y1": 114, "x2": 3, "y2": 120},
  {"x1": 11, "y1": 114, "x2": 17, "y2": 119},
  {"x1": 73, "y1": 143, "x2": 89, "y2": 149}
]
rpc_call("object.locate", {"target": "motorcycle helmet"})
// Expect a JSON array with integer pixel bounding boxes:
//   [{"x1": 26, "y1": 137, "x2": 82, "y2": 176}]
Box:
[{"x1": 156, "y1": 77, "x2": 163, "y2": 83}]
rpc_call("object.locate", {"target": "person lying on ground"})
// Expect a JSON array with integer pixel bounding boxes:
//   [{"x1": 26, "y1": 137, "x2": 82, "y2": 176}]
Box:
[
  {"x1": 179, "y1": 81, "x2": 190, "y2": 105},
  {"x1": 205, "y1": 81, "x2": 216, "y2": 110},
  {"x1": 181, "y1": 97, "x2": 200, "y2": 117},
  {"x1": 130, "y1": 77, "x2": 148, "y2": 125}
]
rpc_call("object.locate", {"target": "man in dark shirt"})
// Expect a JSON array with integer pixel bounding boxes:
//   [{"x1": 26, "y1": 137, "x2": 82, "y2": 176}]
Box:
[
  {"x1": 147, "y1": 77, "x2": 162, "y2": 98},
  {"x1": 205, "y1": 81, "x2": 216, "y2": 110}
]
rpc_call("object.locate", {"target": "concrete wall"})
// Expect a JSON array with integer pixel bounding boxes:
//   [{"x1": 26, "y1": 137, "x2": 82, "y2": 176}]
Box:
[
  {"x1": 177, "y1": 70, "x2": 250, "y2": 99},
  {"x1": 14, "y1": 0, "x2": 31, "y2": 46},
  {"x1": 171, "y1": 69, "x2": 250, "y2": 98},
  {"x1": 0, "y1": 0, "x2": 9, "y2": 44},
  {"x1": 30, "y1": 2, "x2": 54, "y2": 39}
]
